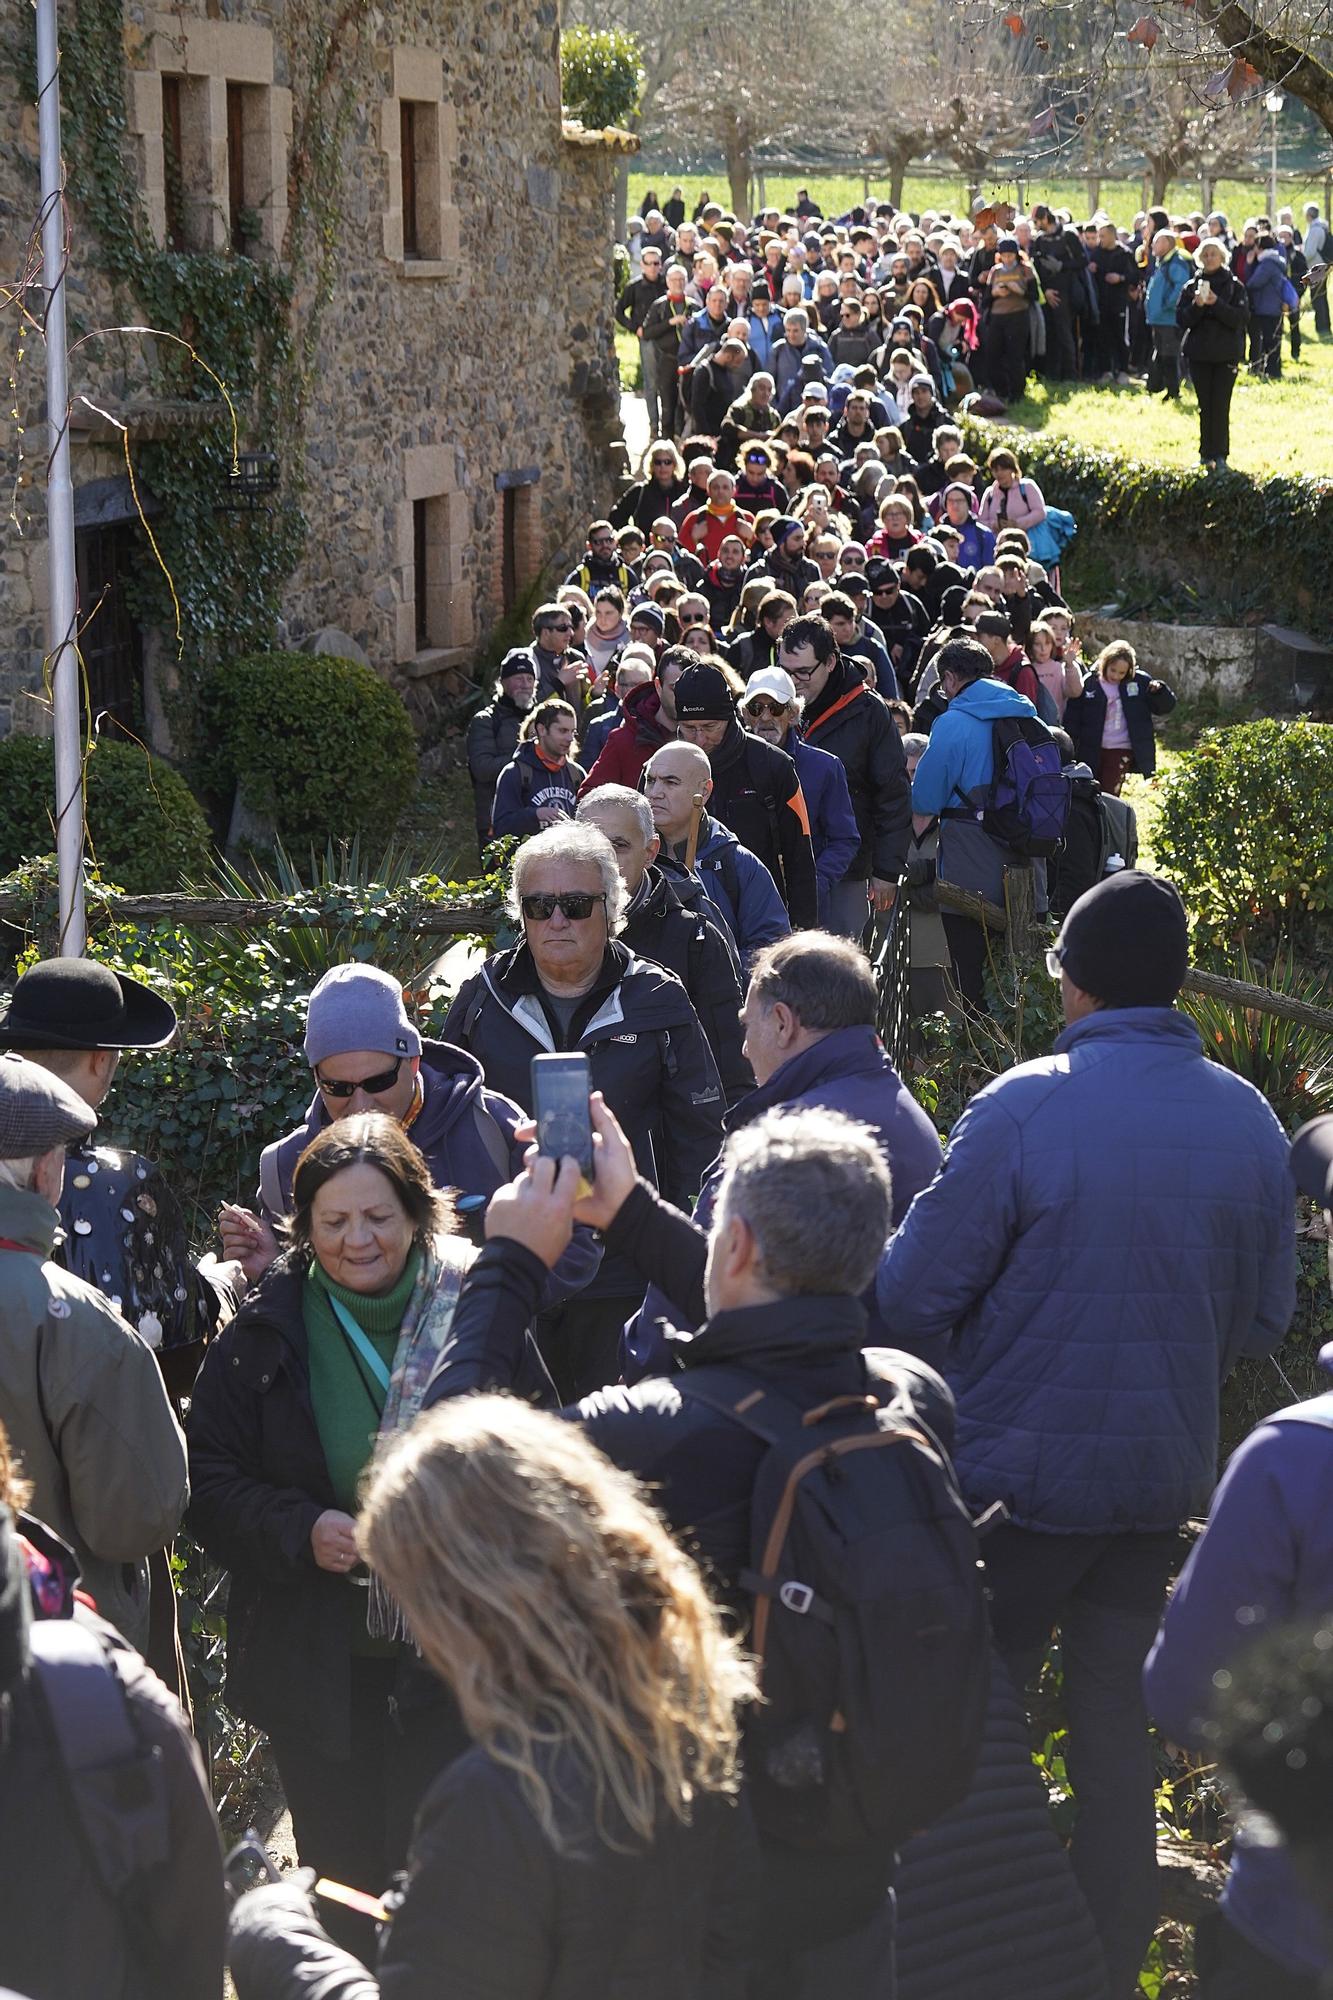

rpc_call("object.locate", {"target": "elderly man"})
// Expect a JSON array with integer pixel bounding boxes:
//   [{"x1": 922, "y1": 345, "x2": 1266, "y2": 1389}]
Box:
[
  {"x1": 638, "y1": 270, "x2": 693, "y2": 439},
  {"x1": 577, "y1": 783, "x2": 750, "y2": 1104},
  {"x1": 738, "y1": 666, "x2": 860, "y2": 927},
  {"x1": 425, "y1": 1097, "x2": 956, "y2": 2000},
  {"x1": 777, "y1": 612, "x2": 912, "y2": 942},
  {"x1": 878, "y1": 870, "x2": 1295, "y2": 1997},
  {"x1": 671, "y1": 659, "x2": 818, "y2": 928},
  {"x1": 0, "y1": 1052, "x2": 187, "y2": 1652},
  {"x1": 772, "y1": 307, "x2": 833, "y2": 413},
  {"x1": 644, "y1": 739, "x2": 791, "y2": 969},
  {"x1": 440, "y1": 823, "x2": 723, "y2": 1394},
  {"x1": 219, "y1": 962, "x2": 600, "y2": 1298},
  {"x1": 521, "y1": 602, "x2": 588, "y2": 718},
  {"x1": 680, "y1": 466, "x2": 755, "y2": 564}
]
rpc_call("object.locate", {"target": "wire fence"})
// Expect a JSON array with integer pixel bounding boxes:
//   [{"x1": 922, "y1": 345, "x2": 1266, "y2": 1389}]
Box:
[{"x1": 870, "y1": 899, "x2": 913, "y2": 1074}]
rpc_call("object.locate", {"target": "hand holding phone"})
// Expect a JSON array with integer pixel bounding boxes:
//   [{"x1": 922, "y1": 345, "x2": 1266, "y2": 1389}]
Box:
[
  {"x1": 1196, "y1": 280, "x2": 1213, "y2": 305},
  {"x1": 531, "y1": 1053, "x2": 594, "y2": 1182}
]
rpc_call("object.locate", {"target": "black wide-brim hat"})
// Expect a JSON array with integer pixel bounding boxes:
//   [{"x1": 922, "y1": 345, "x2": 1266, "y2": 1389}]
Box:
[{"x1": 0, "y1": 957, "x2": 177, "y2": 1051}]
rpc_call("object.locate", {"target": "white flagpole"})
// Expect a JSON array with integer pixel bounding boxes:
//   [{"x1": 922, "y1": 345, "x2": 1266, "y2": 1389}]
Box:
[{"x1": 35, "y1": 0, "x2": 86, "y2": 956}]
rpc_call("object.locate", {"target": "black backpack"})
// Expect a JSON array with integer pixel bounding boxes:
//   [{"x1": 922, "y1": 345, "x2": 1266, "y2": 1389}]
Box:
[{"x1": 680, "y1": 1365, "x2": 990, "y2": 1852}]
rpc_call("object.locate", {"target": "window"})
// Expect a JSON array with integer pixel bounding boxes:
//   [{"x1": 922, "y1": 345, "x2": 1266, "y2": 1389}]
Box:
[
  {"x1": 495, "y1": 470, "x2": 541, "y2": 617},
  {"x1": 161, "y1": 76, "x2": 186, "y2": 251},
  {"x1": 400, "y1": 102, "x2": 420, "y2": 259},
  {"x1": 227, "y1": 83, "x2": 248, "y2": 252},
  {"x1": 413, "y1": 499, "x2": 430, "y2": 650}
]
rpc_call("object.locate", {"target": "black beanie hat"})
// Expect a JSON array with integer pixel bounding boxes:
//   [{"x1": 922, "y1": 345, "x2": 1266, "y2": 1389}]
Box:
[
  {"x1": 1057, "y1": 871, "x2": 1189, "y2": 1007},
  {"x1": 673, "y1": 663, "x2": 736, "y2": 723}
]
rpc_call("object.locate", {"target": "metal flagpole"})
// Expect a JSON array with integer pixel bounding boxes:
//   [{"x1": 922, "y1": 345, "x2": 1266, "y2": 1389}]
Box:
[{"x1": 35, "y1": 0, "x2": 86, "y2": 956}]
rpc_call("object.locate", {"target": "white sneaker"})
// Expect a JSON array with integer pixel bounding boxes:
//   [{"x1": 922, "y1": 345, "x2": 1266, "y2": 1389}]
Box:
[{"x1": 1116, "y1": 371, "x2": 1133, "y2": 385}]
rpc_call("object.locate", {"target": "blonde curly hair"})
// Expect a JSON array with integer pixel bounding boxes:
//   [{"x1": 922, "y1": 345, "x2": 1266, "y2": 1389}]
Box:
[{"x1": 358, "y1": 1396, "x2": 756, "y2": 1853}]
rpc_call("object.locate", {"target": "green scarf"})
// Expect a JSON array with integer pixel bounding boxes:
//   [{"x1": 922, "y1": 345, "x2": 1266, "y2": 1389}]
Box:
[{"x1": 305, "y1": 1250, "x2": 422, "y2": 1513}]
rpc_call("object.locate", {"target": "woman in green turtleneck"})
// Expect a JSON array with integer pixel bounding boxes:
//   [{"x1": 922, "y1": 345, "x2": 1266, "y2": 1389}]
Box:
[{"x1": 187, "y1": 1113, "x2": 476, "y2": 1946}]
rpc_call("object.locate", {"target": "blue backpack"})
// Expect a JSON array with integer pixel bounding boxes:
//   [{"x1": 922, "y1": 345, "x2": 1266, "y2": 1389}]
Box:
[{"x1": 980, "y1": 715, "x2": 1071, "y2": 857}]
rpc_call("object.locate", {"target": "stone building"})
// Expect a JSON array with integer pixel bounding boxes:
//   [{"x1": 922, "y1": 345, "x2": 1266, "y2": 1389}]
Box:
[{"x1": 0, "y1": 0, "x2": 632, "y2": 742}]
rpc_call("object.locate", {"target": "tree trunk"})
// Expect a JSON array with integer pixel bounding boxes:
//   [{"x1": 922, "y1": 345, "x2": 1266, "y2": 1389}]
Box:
[
  {"x1": 1201, "y1": 2, "x2": 1333, "y2": 143},
  {"x1": 721, "y1": 112, "x2": 751, "y2": 222},
  {"x1": 1088, "y1": 172, "x2": 1102, "y2": 209},
  {"x1": 1148, "y1": 155, "x2": 1172, "y2": 206},
  {"x1": 889, "y1": 144, "x2": 912, "y2": 209}
]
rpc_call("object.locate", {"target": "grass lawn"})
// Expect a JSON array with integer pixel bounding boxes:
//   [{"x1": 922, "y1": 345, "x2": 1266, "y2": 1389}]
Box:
[
  {"x1": 628, "y1": 169, "x2": 1326, "y2": 233},
  {"x1": 1005, "y1": 333, "x2": 1333, "y2": 480}
]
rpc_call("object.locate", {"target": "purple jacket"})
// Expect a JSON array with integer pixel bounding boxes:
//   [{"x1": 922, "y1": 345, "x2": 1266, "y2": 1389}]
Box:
[{"x1": 1144, "y1": 1372, "x2": 1333, "y2": 1980}]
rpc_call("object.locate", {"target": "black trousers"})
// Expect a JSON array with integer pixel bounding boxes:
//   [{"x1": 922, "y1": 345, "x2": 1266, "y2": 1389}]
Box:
[
  {"x1": 1195, "y1": 1908, "x2": 1321, "y2": 2000},
  {"x1": 981, "y1": 312, "x2": 1030, "y2": 402},
  {"x1": 1192, "y1": 360, "x2": 1237, "y2": 462},
  {"x1": 1249, "y1": 311, "x2": 1282, "y2": 377},
  {"x1": 1041, "y1": 299, "x2": 1076, "y2": 379},
  {"x1": 984, "y1": 1525, "x2": 1181, "y2": 2000},
  {"x1": 941, "y1": 911, "x2": 988, "y2": 1013},
  {"x1": 1147, "y1": 326, "x2": 1181, "y2": 397}
]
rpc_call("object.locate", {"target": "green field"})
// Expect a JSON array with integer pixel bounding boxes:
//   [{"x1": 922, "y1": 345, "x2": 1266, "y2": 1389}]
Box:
[
  {"x1": 629, "y1": 168, "x2": 1328, "y2": 232},
  {"x1": 1008, "y1": 328, "x2": 1333, "y2": 479}
]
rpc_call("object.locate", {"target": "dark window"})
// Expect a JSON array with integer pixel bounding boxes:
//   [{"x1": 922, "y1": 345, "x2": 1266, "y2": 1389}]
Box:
[
  {"x1": 502, "y1": 487, "x2": 517, "y2": 615},
  {"x1": 413, "y1": 499, "x2": 429, "y2": 650},
  {"x1": 162, "y1": 76, "x2": 186, "y2": 250},
  {"x1": 227, "y1": 82, "x2": 248, "y2": 253},
  {"x1": 400, "y1": 101, "x2": 419, "y2": 258},
  {"x1": 75, "y1": 525, "x2": 144, "y2": 738}
]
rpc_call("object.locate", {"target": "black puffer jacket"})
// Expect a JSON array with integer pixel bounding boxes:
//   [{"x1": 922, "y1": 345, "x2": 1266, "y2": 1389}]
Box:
[
  {"x1": 703, "y1": 717, "x2": 819, "y2": 928},
  {"x1": 229, "y1": 1743, "x2": 757, "y2": 2000},
  {"x1": 441, "y1": 941, "x2": 723, "y2": 1296},
  {"x1": 466, "y1": 692, "x2": 528, "y2": 838},
  {"x1": 1176, "y1": 264, "x2": 1249, "y2": 364},
  {"x1": 621, "y1": 862, "x2": 752, "y2": 1105},
  {"x1": 799, "y1": 657, "x2": 912, "y2": 882}
]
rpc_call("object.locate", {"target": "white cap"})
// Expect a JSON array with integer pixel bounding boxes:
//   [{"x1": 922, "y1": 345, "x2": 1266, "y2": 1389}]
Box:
[{"x1": 741, "y1": 666, "x2": 799, "y2": 709}]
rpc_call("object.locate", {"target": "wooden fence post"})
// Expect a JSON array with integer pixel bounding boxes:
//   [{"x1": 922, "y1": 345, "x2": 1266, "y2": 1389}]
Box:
[{"x1": 1004, "y1": 864, "x2": 1035, "y2": 969}]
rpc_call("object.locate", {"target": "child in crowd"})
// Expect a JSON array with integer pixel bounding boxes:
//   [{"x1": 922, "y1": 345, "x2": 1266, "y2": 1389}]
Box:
[
  {"x1": 1065, "y1": 639, "x2": 1177, "y2": 794},
  {"x1": 1028, "y1": 618, "x2": 1085, "y2": 722}
]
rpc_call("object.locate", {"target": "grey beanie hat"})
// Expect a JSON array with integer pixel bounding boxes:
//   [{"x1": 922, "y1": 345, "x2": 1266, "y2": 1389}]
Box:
[
  {"x1": 0, "y1": 1052, "x2": 97, "y2": 1159},
  {"x1": 304, "y1": 965, "x2": 421, "y2": 1067}
]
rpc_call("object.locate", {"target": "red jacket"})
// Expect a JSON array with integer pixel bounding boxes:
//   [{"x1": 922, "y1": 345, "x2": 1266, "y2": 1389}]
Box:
[
  {"x1": 680, "y1": 503, "x2": 755, "y2": 565},
  {"x1": 577, "y1": 681, "x2": 675, "y2": 795}
]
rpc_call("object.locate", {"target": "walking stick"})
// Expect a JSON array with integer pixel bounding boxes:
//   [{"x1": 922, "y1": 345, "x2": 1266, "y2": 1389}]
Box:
[{"x1": 684, "y1": 791, "x2": 705, "y2": 873}]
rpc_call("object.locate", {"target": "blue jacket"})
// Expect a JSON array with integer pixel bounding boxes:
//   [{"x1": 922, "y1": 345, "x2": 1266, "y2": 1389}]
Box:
[
  {"x1": 1246, "y1": 246, "x2": 1295, "y2": 317},
  {"x1": 1144, "y1": 1373, "x2": 1333, "y2": 1978},
  {"x1": 693, "y1": 815, "x2": 791, "y2": 969},
  {"x1": 771, "y1": 331, "x2": 833, "y2": 412},
  {"x1": 490, "y1": 744, "x2": 583, "y2": 837},
  {"x1": 909, "y1": 674, "x2": 1037, "y2": 816},
  {"x1": 625, "y1": 1023, "x2": 945, "y2": 1379},
  {"x1": 951, "y1": 517, "x2": 995, "y2": 571},
  {"x1": 789, "y1": 735, "x2": 862, "y2": 916},
  {"x1": 843, "y1": 626, "x2": 899, "y2": 701},
  {"x1": 875, "y1": 1008, "x2": 1296, "y2": 1532},
  {"x1": 1145, "y1": 248, "x2": 1193, "y2": 327},
  {"x1": 745, "y1": 308, "x2": 777, "y2": 371}
]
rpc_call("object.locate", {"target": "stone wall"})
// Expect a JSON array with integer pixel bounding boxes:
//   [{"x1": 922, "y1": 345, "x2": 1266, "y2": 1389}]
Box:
[
  {"x1": 0, "y1": 0, "x2": 629, "y2": 743},
  {"x1": 1080, "y1": 616, "x2": 1333, "y2": 712}
]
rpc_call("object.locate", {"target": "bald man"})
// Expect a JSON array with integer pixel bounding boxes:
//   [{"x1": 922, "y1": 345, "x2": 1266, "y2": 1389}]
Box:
[{"x1": 644, "y1": 742, "x2": 790, "y2": 969}]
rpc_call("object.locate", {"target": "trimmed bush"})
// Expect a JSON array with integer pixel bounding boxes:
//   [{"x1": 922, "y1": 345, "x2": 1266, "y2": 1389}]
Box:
[
  {"x1": 959, "y1": 420, "x2": 1333, "y2": 637},
  {"x1": 202, "y1": 652, "x2": 418, "y2": 853},
  {"x1": 0, "y1": 734, "x2": 214, "y2": 892},
  {"x1": 560, "y1": 25, "x2": 641, "y2": 130},
  {"x1": 1154, "y1": 718, "x2": 1333, "y2": 944}
]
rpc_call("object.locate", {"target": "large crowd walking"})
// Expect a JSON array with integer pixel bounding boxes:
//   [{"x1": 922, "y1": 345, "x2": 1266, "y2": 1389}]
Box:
[{"x1": 0, "y1": 181, "x2": 1330, "y2": 2000}]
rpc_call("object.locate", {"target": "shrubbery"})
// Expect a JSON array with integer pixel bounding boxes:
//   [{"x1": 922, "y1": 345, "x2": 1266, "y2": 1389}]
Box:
[
  {"x1": 0, "y1": 735, "x2": 214, "y2": 892},
  {"x1": 959, "y1": 421, "x2": 1333, "y2": 637},
  {"x1": 1154, "y1": 718, "x2": 1333, "y2": 945},
  {"x1": 560, "y1": 25, "x2": 641, "y2": 129},
  {"x1": 201, "y1": 652, "x2": 418, "y2": 854}
]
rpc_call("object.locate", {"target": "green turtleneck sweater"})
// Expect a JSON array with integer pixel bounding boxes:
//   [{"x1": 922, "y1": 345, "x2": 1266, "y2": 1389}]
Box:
[{"x1": 304, "y1": 1249, "x2": 420, "y2": 1513}]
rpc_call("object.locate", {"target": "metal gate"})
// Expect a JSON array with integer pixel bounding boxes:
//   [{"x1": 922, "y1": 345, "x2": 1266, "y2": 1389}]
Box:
[{"x1": 869, "y1": 898, "x2": 911, "y2": 1073}]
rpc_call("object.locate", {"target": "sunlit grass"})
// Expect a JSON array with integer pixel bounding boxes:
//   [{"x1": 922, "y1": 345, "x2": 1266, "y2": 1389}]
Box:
[{"x1": 1006, "y1": 337, "x2": 1333, "y2": 480}]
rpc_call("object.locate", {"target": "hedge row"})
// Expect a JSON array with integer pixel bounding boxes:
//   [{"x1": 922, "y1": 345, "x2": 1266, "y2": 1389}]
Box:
[{"x1": 960, "y1": 420, "x2": 1333, "y2": 637}]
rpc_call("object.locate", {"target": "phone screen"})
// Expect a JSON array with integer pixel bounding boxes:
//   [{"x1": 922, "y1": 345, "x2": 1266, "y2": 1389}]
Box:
[{"x1": 530, "y1": 1053, "x2": 594, "y2": 1181}]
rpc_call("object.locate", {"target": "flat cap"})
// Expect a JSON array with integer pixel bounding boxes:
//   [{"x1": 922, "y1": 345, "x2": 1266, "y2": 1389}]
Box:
[{"x1": 0, "y1": 1053, "x2": 96, "y2": 1159}]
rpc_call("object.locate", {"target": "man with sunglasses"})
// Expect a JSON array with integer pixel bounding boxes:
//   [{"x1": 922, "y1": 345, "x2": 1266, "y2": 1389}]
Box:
[
  {"x1": 519, "y1": 602, "x2": 589, "y2": 723},
  {"x1": 441, "y1": 823, "x2": 723, "y2": 1396},
  {"x1": 864, "y1": 558, "x2": 930, "y2": 687},
  {"x1": 564, "y1": 521, "x2": 638, "y2": 602},
  {"x1": 220, "y1": 964, "x2": 601, "y2": 1303}
]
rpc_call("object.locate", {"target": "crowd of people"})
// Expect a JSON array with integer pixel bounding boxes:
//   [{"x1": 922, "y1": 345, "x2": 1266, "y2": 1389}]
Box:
[
  {"x1": 619, "y1": 185, "x2": 1333, "y2": 471},
  {"x1": 0, "y1": 403, "x2": 1325, "y2": 2000}
]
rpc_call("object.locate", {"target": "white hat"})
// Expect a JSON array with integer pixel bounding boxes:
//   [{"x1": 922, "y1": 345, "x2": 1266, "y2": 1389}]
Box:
[
  {"x1": 801, "y1": 383, "x2": 830, "y2": 405},
  {"x1": 740, "y1": 666, "x2": 799, "y2": 709}
]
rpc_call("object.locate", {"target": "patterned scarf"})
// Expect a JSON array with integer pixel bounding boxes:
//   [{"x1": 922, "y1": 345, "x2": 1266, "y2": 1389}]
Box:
[{"x1": 367, "y1": 1232, "x2": 475, "y2": 1638}]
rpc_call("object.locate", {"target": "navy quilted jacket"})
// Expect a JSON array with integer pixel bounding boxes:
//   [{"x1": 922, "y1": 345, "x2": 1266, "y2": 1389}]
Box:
[{"x1": 875, "y1": 1008, "x2": 1295, "y2": 1533}]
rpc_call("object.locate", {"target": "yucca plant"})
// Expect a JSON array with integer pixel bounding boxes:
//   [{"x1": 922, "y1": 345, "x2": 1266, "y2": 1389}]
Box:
[{"x1": 1182, "y1": 946, "x2": 1333, "y2": 1132}]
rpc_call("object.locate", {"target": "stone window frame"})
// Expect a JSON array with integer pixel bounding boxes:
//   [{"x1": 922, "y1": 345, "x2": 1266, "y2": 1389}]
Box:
[
  {"x1": 395, "y1": 446, "x2": 473, "y2": 674},
  {"x1": 379, "y1": 48, "x2": 460, "y2": 279},
  {"x1": 493, "y1": 468, "x2": 543, "y2": 617},
  {"x1": 127, "y1": 15, "x2": 291, "y2": 257}
]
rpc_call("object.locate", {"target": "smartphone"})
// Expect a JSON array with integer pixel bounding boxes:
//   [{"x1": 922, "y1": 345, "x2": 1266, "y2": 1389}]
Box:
[
  {"x1": 531, "y1": 1052, "x2": 594, "y2": 1182},
  {"x1": 1197, "y1": 280, "x2": 1213, "y2": 303}
]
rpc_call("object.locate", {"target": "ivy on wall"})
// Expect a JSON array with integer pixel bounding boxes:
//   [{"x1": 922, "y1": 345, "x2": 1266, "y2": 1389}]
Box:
[{"x1": 48, "y1": 0, "x2": 371, "y2": 735}]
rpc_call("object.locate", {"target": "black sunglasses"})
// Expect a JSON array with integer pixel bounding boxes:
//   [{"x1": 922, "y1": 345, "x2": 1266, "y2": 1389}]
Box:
[
  {"x1": 316, "y1": 1056, "x2": 404, "y2": 1099},
  {"x1": 520, "y1": 892, "x2": 607, "y2": 922},
  {"x1": 745, "y1": 699, "x2": 787, "y2": 718}
]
